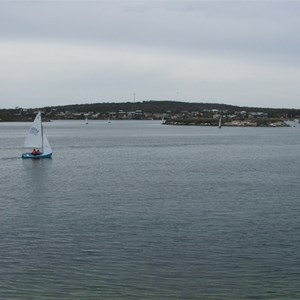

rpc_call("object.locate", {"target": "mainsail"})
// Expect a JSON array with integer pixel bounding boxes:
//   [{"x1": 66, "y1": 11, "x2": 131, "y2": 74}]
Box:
[{"x1": 23, "y1": 112, "x2": 43, "y2": 149}]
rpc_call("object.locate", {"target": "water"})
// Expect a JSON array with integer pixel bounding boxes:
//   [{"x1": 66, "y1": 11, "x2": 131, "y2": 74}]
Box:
[{"x1": 1, "y1": 120, "x2": 300, "y2": 299}]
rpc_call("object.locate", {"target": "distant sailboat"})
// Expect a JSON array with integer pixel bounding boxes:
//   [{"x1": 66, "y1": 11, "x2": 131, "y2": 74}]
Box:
[
  {"x1": 85, "y1": 117, "x2": 88, "y2": 124},
  {"x1": 218, "y1": 116, "x2": 222, "y2": 129},
  {"x1": 22, "y1": 111, "x2": 52, "y2": 159},
  {"x1": 161, "y1": 115, "x2": 165, "y2": 124}
]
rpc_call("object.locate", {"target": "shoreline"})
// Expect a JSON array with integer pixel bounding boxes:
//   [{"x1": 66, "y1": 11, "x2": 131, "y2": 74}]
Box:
[{"x1": 164, "y1": 119, "x2": 291, "y2": 127}]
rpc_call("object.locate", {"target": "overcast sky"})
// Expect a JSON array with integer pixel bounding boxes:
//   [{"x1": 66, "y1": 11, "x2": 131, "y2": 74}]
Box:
[{"x1": 1, "y1": 0, "x2": 300, "y2": 109}]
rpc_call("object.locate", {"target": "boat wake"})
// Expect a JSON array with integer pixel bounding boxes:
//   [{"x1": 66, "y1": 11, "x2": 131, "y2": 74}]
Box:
[{"x1": 0, "y1": 156, "x2": 22, "y2": 160}]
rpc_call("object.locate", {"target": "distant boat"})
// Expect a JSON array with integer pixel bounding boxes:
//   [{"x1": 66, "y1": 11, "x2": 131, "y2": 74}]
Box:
[
  {"x1": 218, "y1": 116, "x2": 222, "y2": 129},
  {"x1": 22, "y1": 111, "x2": 52, "y2": 159},
  {"x1": 85, "y1": 117, "x2": 88, "y2": 124},
  {"x1": 161, "y1": 115, "x2": 166, "y2": 124}
]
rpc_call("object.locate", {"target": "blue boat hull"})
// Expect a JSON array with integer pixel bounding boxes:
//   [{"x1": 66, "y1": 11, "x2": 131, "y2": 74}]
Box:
[{"x1": 22, "y1": 152, "x2": 52, "y2": 159}]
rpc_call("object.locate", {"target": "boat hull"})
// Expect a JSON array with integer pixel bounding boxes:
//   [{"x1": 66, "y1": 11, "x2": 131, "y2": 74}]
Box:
[{"x1": 22, "y1": 152, "x2": 52, "y2": 159}]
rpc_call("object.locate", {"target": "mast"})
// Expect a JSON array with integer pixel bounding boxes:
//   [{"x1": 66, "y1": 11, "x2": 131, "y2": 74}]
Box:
[{"x1": 40, "y1": 112, "x2": 44, "y2": 151}]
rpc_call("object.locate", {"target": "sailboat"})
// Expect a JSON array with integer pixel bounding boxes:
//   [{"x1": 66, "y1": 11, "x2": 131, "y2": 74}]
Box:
[
  {"x1": 218, "y1": 115, "x2": 222, "y2": 129},
  {"x1": 85, "y1": 117, "x2": 88, "y2": 124},
  {"x1": 22, "y1": 111, "x2": 53, "y2": 159}
]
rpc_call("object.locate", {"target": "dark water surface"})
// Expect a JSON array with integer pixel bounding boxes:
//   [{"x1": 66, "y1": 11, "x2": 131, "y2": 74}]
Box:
[{"x1": 1, "y1": 120, "x2": 300, "y2": 299}]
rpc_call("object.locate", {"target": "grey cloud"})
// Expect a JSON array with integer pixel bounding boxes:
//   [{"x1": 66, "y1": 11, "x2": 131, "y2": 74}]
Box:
[
  {"x1": 1, "y1": 1, "x2": 300, "y2": 108},
  {"x1": 1, "y1": 1, "x2": 299, "y2": 58}
]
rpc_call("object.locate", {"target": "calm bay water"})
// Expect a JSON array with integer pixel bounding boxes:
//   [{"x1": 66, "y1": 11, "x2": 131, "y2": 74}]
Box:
[{"x1": 1, "y1": 120, "x2": 300, "y2": 299}]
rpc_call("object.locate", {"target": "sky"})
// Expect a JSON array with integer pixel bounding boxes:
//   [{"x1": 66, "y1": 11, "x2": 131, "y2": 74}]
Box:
[{"x1": 1, "y1": 0, "x2": 300, "y2": 109}]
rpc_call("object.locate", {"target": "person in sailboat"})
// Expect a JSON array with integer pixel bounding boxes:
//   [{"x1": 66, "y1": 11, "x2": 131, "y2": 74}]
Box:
[{"x1": 31, "y1": 149, "x2": 41, "y2": 155}]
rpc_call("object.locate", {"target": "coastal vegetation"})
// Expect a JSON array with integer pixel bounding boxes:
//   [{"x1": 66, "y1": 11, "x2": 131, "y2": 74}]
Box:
[
  {"x1": 165, "y1": 118, "x2": 289, "y2": 127},
  {"x1": 1, "y1": 101, "x2": 299, "y2": 127}
]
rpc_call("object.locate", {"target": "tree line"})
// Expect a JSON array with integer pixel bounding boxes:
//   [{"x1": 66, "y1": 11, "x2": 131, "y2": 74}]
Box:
[{"x1": 1, "y1": 100, "x2": 300, "y2": 121}]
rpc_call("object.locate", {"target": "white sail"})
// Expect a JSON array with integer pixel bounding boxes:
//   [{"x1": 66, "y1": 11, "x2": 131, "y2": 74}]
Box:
[
  {"x1": 218, "y1": 116, "x2": 222, "y2": 128},
  {"x1": 42, "y1": 134, "x2": 52, "y2": 155},
  {"x1": 23, "y1": 112, "x2": 43, "y2": 149}
]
